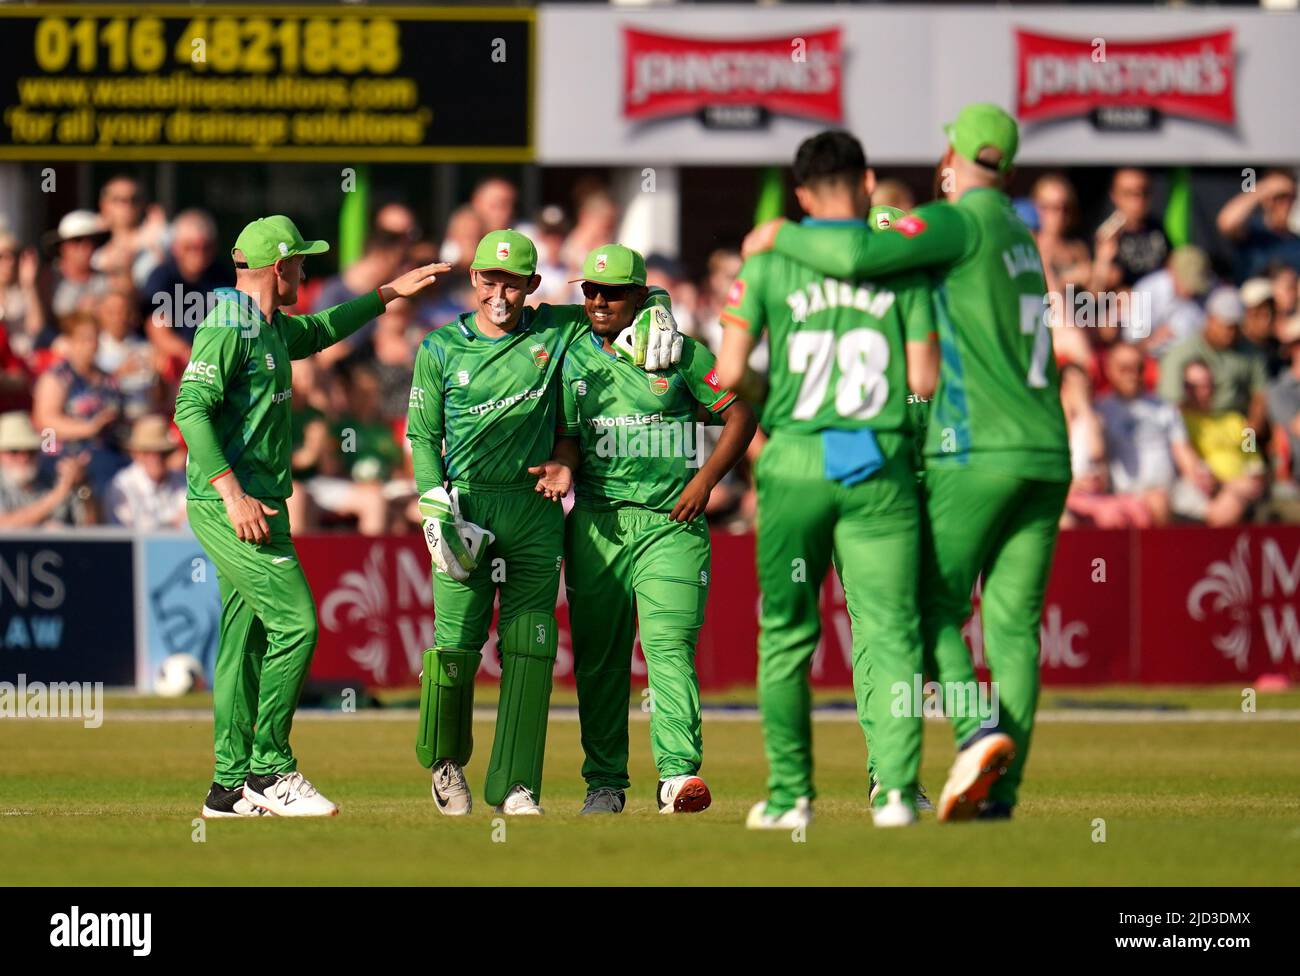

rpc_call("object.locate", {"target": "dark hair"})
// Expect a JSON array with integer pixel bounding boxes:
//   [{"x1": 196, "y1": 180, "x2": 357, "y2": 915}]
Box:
[{"x1": 793, "y1": 130, "x2": 867, "y2": 190}]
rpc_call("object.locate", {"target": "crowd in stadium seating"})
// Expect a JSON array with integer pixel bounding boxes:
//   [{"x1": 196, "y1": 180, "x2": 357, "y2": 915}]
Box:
[{"x1": 2, "y1": 167, "x2": 1299, "y2": 534}]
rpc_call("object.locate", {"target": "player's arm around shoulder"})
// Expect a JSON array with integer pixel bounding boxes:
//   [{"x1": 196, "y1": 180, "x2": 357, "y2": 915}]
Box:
[
  {"x1": 530, "y1": 353, "x2": 582, "y2": 502},
  {"x1": 715, "y1": 256, "x2": 769, "y2": 398},
  {"x1": 892, "y1": 271, "x2": 941, "y2": 400}
]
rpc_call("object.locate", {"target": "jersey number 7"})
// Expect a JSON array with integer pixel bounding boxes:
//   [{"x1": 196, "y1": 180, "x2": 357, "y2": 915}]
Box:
[{"x1": 1019, "y1": 295, "x2": 1052, "y2": 389}]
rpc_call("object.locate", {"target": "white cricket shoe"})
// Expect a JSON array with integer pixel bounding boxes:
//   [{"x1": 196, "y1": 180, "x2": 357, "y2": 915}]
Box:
[
  {"x1": 657, "y1": 775, "x2": 712, "y2": 815},
  {"x1": 432, "y1": 760, "x2": 472, "y2": 816},
  {"x1": 242, "y1": 771, "x2": 338, "y2": 818},
  {"x1": 872, "y1": 789, "x2": 918, "y2": 828},
  {"x1": 580, "y1": 788, "x2": 626, "y2": 815},
  {"x1": 745, "y1": 796, "x2": 812, "y2": 831},
  {"x1": 937, "y1": 730, "x2": 1016, "y2": 823},
  {"x1": 495, "y1": 784, "x2": 543, "y2": 816},
  {"x1": 870, "y1": 776, "x2": 934, "y2": 813}
]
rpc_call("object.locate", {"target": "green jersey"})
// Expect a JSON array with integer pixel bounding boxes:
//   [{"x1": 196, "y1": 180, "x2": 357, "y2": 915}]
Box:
[
  {"x1": 174, "y1": 287, "x2": 384, "y2": 501},
  {"x1": 773, "y1": 189, "x2": 1070, "y2": 482},
  {"x1": 559, "y1": 334, "x2": 736, "y2": 512},
  {"x1": 407, "y1": 290, "x2": 670, "y2": 492},
  {"x1": 721, "y1": 219, "x2": 935, "y2": 437}
]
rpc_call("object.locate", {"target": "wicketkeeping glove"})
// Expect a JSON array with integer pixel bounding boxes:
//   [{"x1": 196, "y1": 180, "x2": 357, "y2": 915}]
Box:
[
  {"x1": 613, "y1": 304, "x2": 684, "y2": 372},
  {"x1": 418, "y1": 486, "x2": 494, "y2": 582}
]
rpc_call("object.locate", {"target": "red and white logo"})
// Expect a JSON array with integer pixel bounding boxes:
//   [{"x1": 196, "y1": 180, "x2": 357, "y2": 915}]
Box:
[
  {"x1": 496, "y1": 242, "x2": 511, "y2": 261},
  {"x1": 623, "y1": 28, "x2": 843, "y2": 126},
  {"x1": 703, "y1": 368, "x2": 722, "y2": 393},
  {"x1": 726, "y1": 279, "x2": 746, "y2": 308},
  {"x1": 595, "y1": 253, "x2": 608, "y2": 272},
  {"x1": 1015, "y1": 29, "x2": 1236, "y2": 128},
  {"x1": 894, "y1": 216, "x2": 928, "y2": 238}
]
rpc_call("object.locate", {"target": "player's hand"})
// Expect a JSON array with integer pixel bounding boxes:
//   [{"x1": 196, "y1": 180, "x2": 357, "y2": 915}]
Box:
[
  {"x1": 613, "y1": 304, "x2": 684, "y2": 372},
  {"x1": 225, "y1": 493, "x2": 279, "y2": 544},
  {"x1": 669, "y1": 476, "x2": 712, "y2": 523},
  {"x1": 419, "y1": 486, "x2": 494, "y2": 580},
  {"x1": 741, "y1": 218, "x2": 787, "y2": 259},
  {"x1": 382, "y1": 262, "x2": 453, "y2": 301},
  {"x1": 528, "y1": 461, "x2": 572, "y2": 502}
]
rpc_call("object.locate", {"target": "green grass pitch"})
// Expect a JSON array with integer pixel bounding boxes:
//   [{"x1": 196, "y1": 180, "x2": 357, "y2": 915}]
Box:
[{"x1": 1, "y1": 687, "x2": 1296, "y2": 885}]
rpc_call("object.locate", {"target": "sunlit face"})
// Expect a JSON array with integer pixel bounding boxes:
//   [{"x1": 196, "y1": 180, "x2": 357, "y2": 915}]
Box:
[
  {"x1": 99, "y1": 291, "x2": 134, "y2": 339},
  {"x1": 65, "y1": 320, "x2": 98, "y2": 373},
  {"x1": 1111, "y1": 170, "x2": 1150, "y2": 223},
  {"x1": 174, "y1": 230, "x2": 215, "y2": 279},
  {"x1": 1264, "y1": 177, "x2": 1298, "y2": 231},
  {"x1": 0, "y1": 448, "x2": 39, "y2": 488},
  {"x1": 100, "y1": 178, "x2": 143, "y2": 229},
  {"x1": 1183, "y1": 363, "x2": 1214, "y2": 411},
  {"x1": 274, "y1": 255, "x2": 305, "y2": 306},
  {"x1": 472, "y1": 269, "x2": 535, "y2": 327},
  {"x1": 1106, "y1": 346, "x2": 1144, "y2": 399},
  {"x1": 1033, "y1": 180, "x2": 1071, "y2": 236},
  {"x1": 132, "y1": 449, "x2": 168, "y2": 483},
  {"x1": 582, "y1": 281, "x2": 646, "y2": 338}
]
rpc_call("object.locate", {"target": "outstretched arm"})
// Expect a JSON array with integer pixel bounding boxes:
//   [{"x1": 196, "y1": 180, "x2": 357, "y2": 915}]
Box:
[{"x1": 742, "y1": 205, "x2": 971, "y2": 279}]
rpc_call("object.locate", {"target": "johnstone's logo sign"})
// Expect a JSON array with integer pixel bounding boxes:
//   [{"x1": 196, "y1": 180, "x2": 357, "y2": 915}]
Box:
[
  {"x1": 622, "y1": 28, "x2": 843, "y2": 130},
  {"x1": 1015, "y1": 29, "x2": 1236, "y2": 132}
]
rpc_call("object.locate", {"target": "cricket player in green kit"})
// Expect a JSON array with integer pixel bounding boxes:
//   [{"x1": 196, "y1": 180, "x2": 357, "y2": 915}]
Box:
[
  {"x1": 407, "y1": 230, "x2": 682, "y2": 817},
  {"x1": 718, "y1": 131, "x2": 940, "y2": 830},
  {"x1": 539, "y1": 245, "x2": 757, "y2": 816},
  {"x1": 745, "y1": 104, "x2": 1071, "y2": 822},
  {"x1": 176, "y1": 215, "x2": 450, "y2": 818}
]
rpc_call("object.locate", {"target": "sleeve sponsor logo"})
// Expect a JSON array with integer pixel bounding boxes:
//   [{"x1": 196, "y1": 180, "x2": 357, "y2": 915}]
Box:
[
  {"x1": 703, "y1": 368, "x2": 722, "y2": 392},
  {"x1": 181, "y1": 360, "x2": 219, "y2": 383},
  {"x1": 894, "y1": 215, "x2": 927, "y2": 238},
  {"x1": 409, "y1": 386, "x2": 426, "y2": 406},
  {"x1": 726, "y1": 279, "x2": 745, "y2": 308}
]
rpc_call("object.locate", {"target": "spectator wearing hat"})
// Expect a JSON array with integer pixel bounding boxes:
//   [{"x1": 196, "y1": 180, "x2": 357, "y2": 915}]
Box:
[
  {"x1": 1240, "y1": 276, "x2": 1285, "y2": 378},
  {"x1": 1128, "y1": 245, "x2": 1211, "y2": 357},
  {"x1": 1267, "y1": 314, "x2": 1300, "y2": 516},
  {"x1": 1172, "y1": 360, "x2": 1266, "y2": 526},
  {"x1": 104, "y1": 414, "x2": 187, "y2": 529},
  {"x1": 1217, "y1": 168, "x2": 1300, "y2": 282},
  {"x1": 1158, "y1": 286, "x2": 1270, "y2": 437},
  {"x1": 0, "y1": 232, "x2": 45, "y2": 359},
  {"x1": 0, "y1": 411, "x2": 94, "y2": 528},
  {"x1": 46, "y1": 210, "x2": 112, "y2": 319}
]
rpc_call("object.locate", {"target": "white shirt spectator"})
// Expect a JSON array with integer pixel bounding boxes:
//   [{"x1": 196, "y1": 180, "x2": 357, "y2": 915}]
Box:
[
  {"x1": 1127, "y1": 268, "x2": 1207, "y2": 356},
  {"x1": 106, "y1": 461, "x2": 187, "y2": 529},
  {"x1": 1097, "y1": 392, "x2": 1187, "y2": 493}
]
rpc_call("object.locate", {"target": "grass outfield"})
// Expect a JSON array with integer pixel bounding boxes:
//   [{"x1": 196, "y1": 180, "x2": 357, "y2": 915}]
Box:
[{"x1": 1, "y1": 688, "x2": 1297, "y2": 885}]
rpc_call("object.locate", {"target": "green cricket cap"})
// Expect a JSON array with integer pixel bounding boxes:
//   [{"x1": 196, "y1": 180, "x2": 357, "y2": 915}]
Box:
[
  {"x1": 469, "y1": 229, "x2": 537, "y2": 277},
  {"x1": 570, "y1": 244, "x2": 646, "y2": 286},
  {"x1": 232, "y1": 215, "x2": 329, "y2": 269},
  {"x1": 869, "y1": 205, "x2": 906, "y2": 231},
  {"x1": 943, "y1": 103, "x2": 1019, "y2": 173}
]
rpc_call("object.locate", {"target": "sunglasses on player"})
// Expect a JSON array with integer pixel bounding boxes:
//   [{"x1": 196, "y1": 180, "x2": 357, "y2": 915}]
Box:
[{"x1": 581, "y1": 281, "x2": 635, "y2": 302}]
